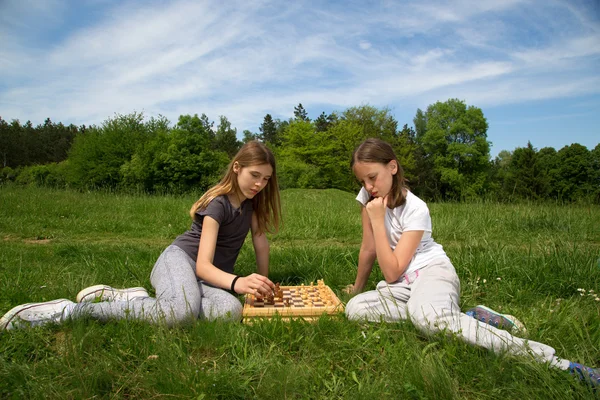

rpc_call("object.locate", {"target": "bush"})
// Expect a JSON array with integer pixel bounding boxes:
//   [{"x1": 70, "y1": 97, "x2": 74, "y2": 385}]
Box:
[
  {"x1": 278, "y1": 158, "x2": 326, "y2": 189},
  {"x1": 14, "y1": 162, "x2": 68, "y2": 188},
  {"x1": 0, "y1": 166, "x2": 16, "y2": 183}
]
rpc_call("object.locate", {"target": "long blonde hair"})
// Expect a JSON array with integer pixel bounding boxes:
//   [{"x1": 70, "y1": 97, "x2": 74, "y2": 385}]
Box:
[
  {"x1": 351, "y1": 138, "x2": 408, "y2": 208},
  {"x1": 190, "y1": 141, "x2": 281, "y2": 234}
]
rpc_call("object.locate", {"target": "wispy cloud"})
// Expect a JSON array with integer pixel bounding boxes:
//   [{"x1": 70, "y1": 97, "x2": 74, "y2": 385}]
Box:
[{"x1": 0, "y1": 0, "x2": 598, "y2": 145}]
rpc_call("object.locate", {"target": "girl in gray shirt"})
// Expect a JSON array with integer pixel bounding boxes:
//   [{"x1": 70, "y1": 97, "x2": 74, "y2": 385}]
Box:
[{"x1": 1, "y1": 141, "x2": 282, "y2": 328}]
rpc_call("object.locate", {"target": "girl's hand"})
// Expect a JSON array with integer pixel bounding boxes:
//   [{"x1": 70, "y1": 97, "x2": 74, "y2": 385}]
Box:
[
  {"x1": 365, "y1": 195, "x2": 388, "y2": 222},
  {"x1": 343, "y1": 284, "x2": 356, "y2": 294},
  {"x1": 234, "y1": 273, "x2": 275, "y2": 296}
]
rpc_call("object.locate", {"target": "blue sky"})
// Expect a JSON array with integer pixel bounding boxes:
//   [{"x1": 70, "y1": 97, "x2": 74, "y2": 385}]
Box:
[{"x1": 1, "y1": 0, "x2": 598, "y2": 157}]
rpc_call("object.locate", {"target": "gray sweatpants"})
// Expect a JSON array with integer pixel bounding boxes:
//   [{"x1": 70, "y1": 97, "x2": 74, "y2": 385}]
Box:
[
  {"x1": 73, "y1": 245, "x2": 243, "y2": 325},
  {"x1": 346, "y1": 258, "x2": 567, "y2": 368}
]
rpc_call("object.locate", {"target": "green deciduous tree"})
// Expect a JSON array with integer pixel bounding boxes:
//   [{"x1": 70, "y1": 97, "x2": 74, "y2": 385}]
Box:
[
  {"x1": 505, "y1": 142, "x2": 545, "y2": 199},
  {"x1": 394, "y1": 124, "x2": 419, "y2": 189},
  {"x1": 119, "y1": 116, "x2": 171, "y2": 191},
  {"x1": 151, "y1": 114, "x2": 228, "y2": 192},
  {"x1": 242, "y1": 130, "x2": 258, "y2": 143},
  {"x1": 341, "y1": 105, "x2": 398, "y2": 143},
  {"x1": 591, "y1": 144, "x2": 600, "y2": 202},
  {"x1": 555, "y1": 143, "x2": 594, "y2": 201},
  {"x1": 418, "y1": 99, "x2": 491, "y2": 199},
  {"x1": 67, "y1": 112, "x2": 152, "y2": 188}
]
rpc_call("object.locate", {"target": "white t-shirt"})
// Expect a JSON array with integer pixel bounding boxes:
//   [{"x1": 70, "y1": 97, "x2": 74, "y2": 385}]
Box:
[{"x1": 356, "y1": 188, "x2": 449, "y2": 276}]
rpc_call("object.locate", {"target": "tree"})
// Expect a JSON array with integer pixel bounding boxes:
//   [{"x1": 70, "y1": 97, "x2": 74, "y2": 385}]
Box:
[
  {"x1": 505, "y1": 142, "x2": 542, "y2": 199},
  {"x1": 120, "y1": 120, "x2": 171, "y2": 191},
  {"x1": 0, "y1": 117, "x2": 12, "y2": 168},
  {"x1": 147, "y1": 114, "x2": 228, "y2": 192},
  {"x1": 536, "y1": 147, "x2": 559, "y2": 198},
  {"x1": 555, "y1": 143, "x2": 594, "y2": 201},
  {"x1": 279, "y1": 119, "x2": 330, "y2": 189},
  {"x1": 294, "y1": 103, "x2": 310, "y2": 122},
  {"x1": 67, "y1": 112, "x2": 151, "y2": 188},
  {"x1": 314, "y1": 112, "x2": 329, "y2": 133},
  {"x1": 275, "y1": 118, "x2": 289, "y2": 145},
  {"x1": 214, "y1": 116, "x2": 241, "y2": 157},
  {"x1": 394, "y1": 124, "x2": 419, "y2": 188},
  {"x1": 314, "y1": 112, "x2": 338, "y2": 133},
  {"x1": 341, "y1": 105, "x2": 398, "y2": 143},
  {"x1": 259, "y1": 114, "x2": 279, "y2": 145},
  {"x1": 418, "y1": 99, "x2": 491, "y2": 199},
  {"x1": 35, "y1": 118, "x2": 78, "y2": 164},
  {"x1": 413, "y1": 108, "x2": 427, "y2": 139},
  {"x1": 199, "y1": 114, "x2": 215, "y2": 143},
  {"x1": 591, "y1": 144, "x2": 600, "y2": 202},
  {"x1": 242, "y1": 130, "x2": 257, "y2": 143}
]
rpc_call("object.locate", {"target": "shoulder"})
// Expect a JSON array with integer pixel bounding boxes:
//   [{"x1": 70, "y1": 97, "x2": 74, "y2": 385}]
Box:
[
  {"x1": 396, "y1": 190, "x2": 432, "y2": 230},
  {"x1": 405, "y1": 190, "x2": 429, "y2": 211},
  {"x1": 355, "y1": 187, "x2": 371, "y2": 206},
  {"x1": 394, "y1": 190, "x2": 430, "y2": 220},
  {"x1": 205, "y1": 195, "x2": 229, "y2": 211},
  {"x1": 197, "y1": 195, "x2": 229, "y2": 221}
]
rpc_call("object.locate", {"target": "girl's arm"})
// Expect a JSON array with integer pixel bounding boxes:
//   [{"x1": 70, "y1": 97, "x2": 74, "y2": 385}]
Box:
[
  {"x1": 251, "y1": 213, "x2": 270, "y2": 277},
  {"x1": 196, "y1": 216, "x2": 274, "y2": 296},
  {"x1": 349, "y1": 206, "x2": 377, "y2": 293},
  {"x1": 366, "y1": 196, "x2": 423, "y2": 283}
]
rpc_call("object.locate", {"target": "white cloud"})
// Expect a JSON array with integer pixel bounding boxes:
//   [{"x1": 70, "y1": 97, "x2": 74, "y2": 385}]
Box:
[
  {"x1": 0, "y1": 0, "x2": 598, "y2": 140},
  {"x1": 359, "y1": 40, "x2": 372, "y2": 50}
]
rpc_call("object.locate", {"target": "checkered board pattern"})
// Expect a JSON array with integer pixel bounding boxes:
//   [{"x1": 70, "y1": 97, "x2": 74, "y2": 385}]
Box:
[{"x1": 242, "y1": 284, "x2": 344, "y2": 319}]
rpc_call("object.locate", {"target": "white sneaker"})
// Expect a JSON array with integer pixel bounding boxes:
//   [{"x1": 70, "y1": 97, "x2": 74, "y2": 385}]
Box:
[
  {"x1": 0, "y1": 299, "x2": 75, "y2": 330},
  {"x1": 76, "y1": 285, "x2": 149, "y2": 303}
]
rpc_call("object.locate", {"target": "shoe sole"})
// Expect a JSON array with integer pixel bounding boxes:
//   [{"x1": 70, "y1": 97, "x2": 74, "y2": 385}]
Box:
[
  {"x1": 571, "y1": 362, "x2": 600, "y2": 387},
  {"x1": 0, "y1": 299, "x2": 72, "y2": 331},
  {"x1": 468, "y1": 305, "x2": 527, "y2": 333},
  {"x1": 76, "y1": 285, "x2": 149, "y2": 303}
]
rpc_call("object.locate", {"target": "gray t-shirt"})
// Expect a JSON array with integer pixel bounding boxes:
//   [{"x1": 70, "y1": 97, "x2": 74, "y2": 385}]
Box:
[{"x1": 171, "y1": 195, "x2": 253, "y2": 274}]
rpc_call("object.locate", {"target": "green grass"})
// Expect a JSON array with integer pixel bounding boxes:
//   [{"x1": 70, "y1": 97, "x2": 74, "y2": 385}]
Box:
[{"x1": 0, "y1": 185, "x2": 599, "y2": 399}]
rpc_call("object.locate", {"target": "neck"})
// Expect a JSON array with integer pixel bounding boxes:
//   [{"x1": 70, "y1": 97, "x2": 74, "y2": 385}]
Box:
[{"x1": 228, "y1": 189, "x2": 245, "y2": 209}]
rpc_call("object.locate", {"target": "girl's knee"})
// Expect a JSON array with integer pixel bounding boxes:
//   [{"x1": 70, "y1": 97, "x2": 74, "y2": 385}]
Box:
[
  {"x1": 205, "y1": 299, "x2": 243, "y2": 322},
  {"x1": 345, "y1": 295, "x2": 386, "y2": 322},
  {"x1": 345, "y1": 296, "x2": 366, "y2": 320},
  {"x1": 156, "y1": 296, "x2": 201, "y2": 326},
  {"x1": 408, "y1": 303, "x2": 456, "y2": 334}
]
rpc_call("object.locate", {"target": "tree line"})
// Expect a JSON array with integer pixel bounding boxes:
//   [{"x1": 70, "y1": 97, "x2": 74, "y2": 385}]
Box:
[{"x1": 1, "y1": 99, "x2": 598, "y2": 203}]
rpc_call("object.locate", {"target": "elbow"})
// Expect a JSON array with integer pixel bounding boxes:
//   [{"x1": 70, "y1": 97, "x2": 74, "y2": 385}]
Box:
[
  {"x1": 360, "y1": 246, "x2": 376, "y2": 260},
  {"x1": 382, "y1": 262, "x2": 407, "y2": 284},
  {"x1": 195, "y1": 261, "x2": 210, "y2": 280},
  {"x1": 253, "y1": 240, "x2": 269, "y2": 255},
  {"x1": 253, "y1": 233, "x2": 269, "y2": 249}
]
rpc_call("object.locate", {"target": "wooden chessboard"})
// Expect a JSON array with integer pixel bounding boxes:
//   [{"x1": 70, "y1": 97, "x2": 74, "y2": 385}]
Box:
[{"x1": 242, "y1": 280, "x2": 345, "y2": 321}]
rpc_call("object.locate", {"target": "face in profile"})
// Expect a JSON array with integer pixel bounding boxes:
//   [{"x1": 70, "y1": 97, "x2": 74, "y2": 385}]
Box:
[{"x1": 353, "y1": 160, "x2": 398, "y2": 198}]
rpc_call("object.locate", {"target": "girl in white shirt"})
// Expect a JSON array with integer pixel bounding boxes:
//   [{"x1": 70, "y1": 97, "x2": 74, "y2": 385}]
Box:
[{"x1": 345, "y1": 138, "x2": 598, "y2": 388}]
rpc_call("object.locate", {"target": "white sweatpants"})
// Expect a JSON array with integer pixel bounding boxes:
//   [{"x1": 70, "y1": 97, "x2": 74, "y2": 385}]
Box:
[{"x1": 345, "y1": 258, "x2": 564, "y2": 366}]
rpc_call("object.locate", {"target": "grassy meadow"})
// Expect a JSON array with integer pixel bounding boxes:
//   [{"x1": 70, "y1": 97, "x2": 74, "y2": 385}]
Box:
[{"x1": 0, "y1": 186, "x2": 599, "y2": 399}]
